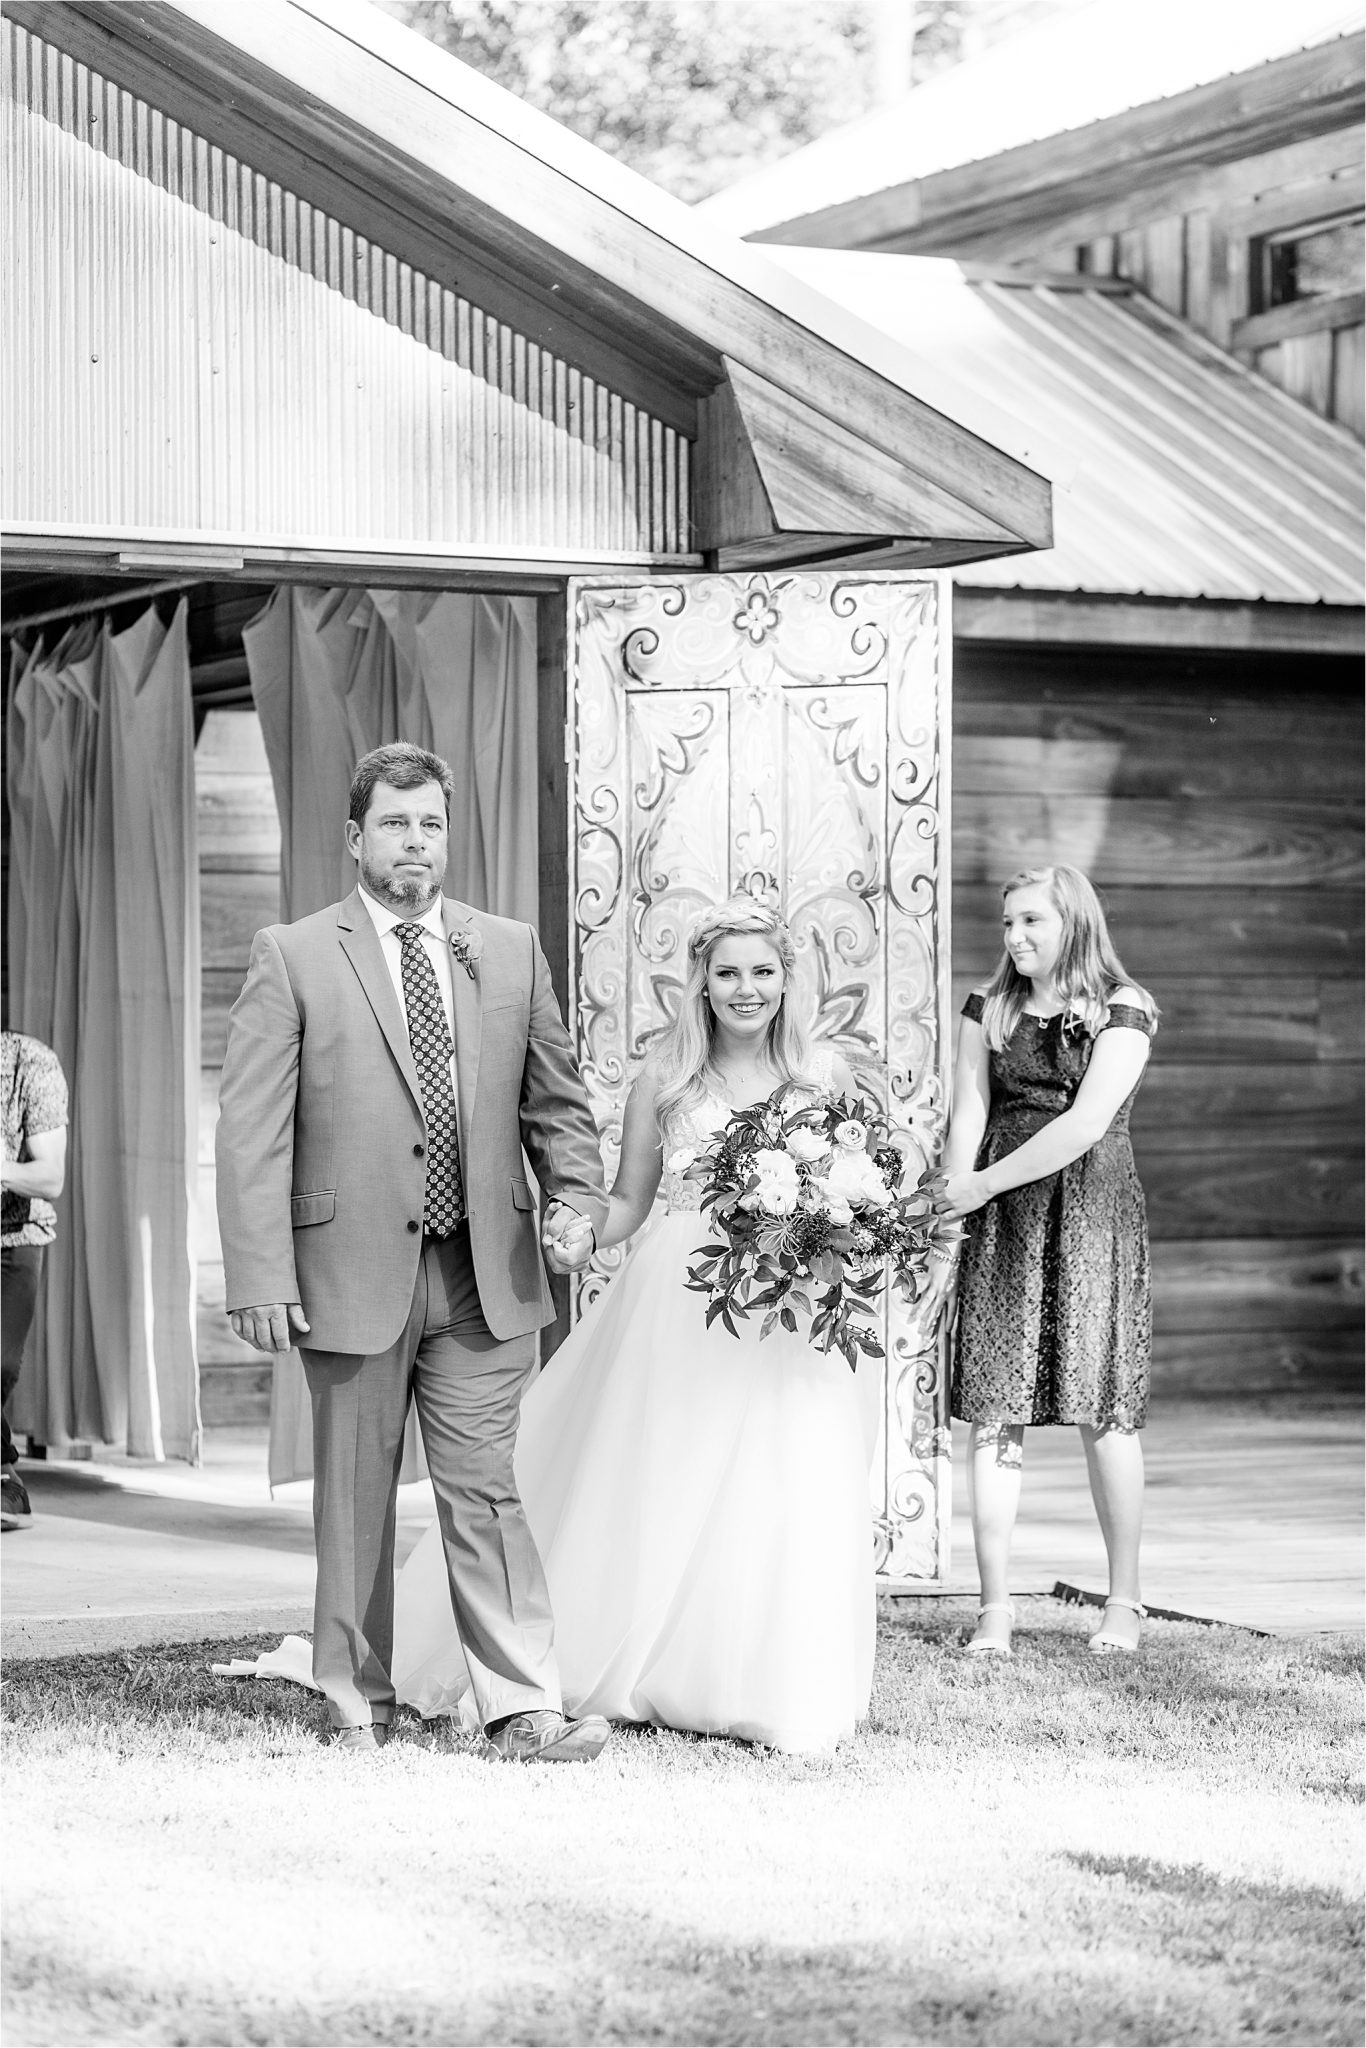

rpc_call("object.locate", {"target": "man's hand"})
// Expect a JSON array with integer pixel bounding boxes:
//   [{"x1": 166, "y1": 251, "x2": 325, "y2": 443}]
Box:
[
  {"x1": 229, "y1": 1302, "x2": 311, "y2": 1354},
  {"x1": 541, "y1": 1202, "x2": 595, "y2": 1275}
]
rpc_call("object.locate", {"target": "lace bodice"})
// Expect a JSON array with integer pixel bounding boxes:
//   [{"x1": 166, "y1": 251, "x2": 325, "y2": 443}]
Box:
[{"x1": 660, "y1": 1050, "x2": 838, "y2": 1213}]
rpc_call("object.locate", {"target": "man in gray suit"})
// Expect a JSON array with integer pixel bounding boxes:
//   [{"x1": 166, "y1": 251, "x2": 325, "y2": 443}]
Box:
[{"x1": 217, "y1": 742, "x2": 609, "y2": 1759}]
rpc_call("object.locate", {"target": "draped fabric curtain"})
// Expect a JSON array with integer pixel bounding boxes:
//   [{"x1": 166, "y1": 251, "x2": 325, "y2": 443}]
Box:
[
  {"x1": 5, "y1": 603, "x2": 201, "y2": 1461},
  {"x1": 241, "y1": 587, "x2": 539, "y2": 1486}
]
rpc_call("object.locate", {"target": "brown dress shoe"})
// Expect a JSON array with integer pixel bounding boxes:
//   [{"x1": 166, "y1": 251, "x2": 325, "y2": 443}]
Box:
[
  {"x1": 485, "y1": 1709, "x2": 611, "y2": 1762},
  {"x1": 330, "y1": 1724, "x2": 389, "y2": 1752}
]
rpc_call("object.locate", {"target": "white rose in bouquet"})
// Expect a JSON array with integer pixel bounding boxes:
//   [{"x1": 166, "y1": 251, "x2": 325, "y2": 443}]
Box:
[
  {"x1": 743, "y1": 1146, "x2": 800, "y2": 1216},
  {"x1": 832, "y1": 1118, "x2": 869, "y2": 1152},
  {"x1": 821, "y1": 1193, "x2": 855, "y2": 1228},
  {"x1": 821, "y1": 1148, "x2": 892, "y2": 1211},
  {"x1": 787, "y1": 1126, "x2": 833, "y2": 1165}
]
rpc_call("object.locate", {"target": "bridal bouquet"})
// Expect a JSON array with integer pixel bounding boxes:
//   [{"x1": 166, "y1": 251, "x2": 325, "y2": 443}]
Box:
[{"x1": 682, "y1": 1089, "x2": 949, "y2": 1369}]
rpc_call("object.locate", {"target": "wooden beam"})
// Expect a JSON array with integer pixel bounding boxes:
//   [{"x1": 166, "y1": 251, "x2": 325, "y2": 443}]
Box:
[
  {"x1": 711, "y1": 358, "x2": 1026, "y2": 550},
  {"x1": 1232, "y1": 291, "x2": 1366, "y2": 353},
  {"x1": 750, "y1": 37, "x2": 1365, "y2": 256},
  {"x1": 1, "y1": 530, "x2": 699, "y2": 586},
  {"x1": 27, "y1": 0, "x2": 1052, "y2": 555},
  {"x1": 953, "y1": 590, "x2": 1366, "y2": 654}
]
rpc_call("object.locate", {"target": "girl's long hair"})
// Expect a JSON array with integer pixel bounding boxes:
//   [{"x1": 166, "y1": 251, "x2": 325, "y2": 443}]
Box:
[
  {"x1": 652, "y1": 898, "x2": 814, "y2": 1133},
  {"x1": 979, "y1": 864, "x2": 1157, "y2": 1052}
]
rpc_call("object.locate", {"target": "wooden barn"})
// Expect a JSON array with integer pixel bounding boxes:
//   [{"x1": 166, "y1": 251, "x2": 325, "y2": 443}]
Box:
[
  {"x1": 1, "y1": 0, "x2": 1065, "y2": 1582},
  {"x1": 699, "y1": 7, "x2": 1366, "y2": 1400}
]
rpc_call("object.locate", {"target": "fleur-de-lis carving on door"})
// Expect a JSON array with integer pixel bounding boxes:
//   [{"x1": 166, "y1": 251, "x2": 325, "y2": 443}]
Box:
[{"x1": 566, "y1": 571, "x2": 953, "y2": 1581}]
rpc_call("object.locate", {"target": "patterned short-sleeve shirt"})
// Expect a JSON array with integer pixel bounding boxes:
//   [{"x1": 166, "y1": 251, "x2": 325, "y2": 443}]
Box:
[{"x1": 2, "y1": 1033, "x2": 69, "y2": 1247}]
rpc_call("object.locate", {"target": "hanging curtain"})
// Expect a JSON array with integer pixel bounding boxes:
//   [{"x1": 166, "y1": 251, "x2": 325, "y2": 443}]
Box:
[
  {"x1": 242, "y1": 587, "x2": 539, "y2": 1485},
  {"x1": 5, "y1": 603, "x2": 201, "y2": 1461}
]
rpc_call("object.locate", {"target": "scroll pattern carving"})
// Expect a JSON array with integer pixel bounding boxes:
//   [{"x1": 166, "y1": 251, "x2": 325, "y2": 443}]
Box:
[{"x1": 567, "y1": 572, "x2": 952, "y2": 1580}]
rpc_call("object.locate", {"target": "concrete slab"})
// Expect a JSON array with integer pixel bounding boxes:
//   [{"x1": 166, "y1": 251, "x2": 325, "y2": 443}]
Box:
[
  {"x1": 941, "y1": 1403, "x2": 1364, "y2": 1636},
  {"x1": 1, "y1": 1404, "x2": 1360, "y2": 1661}
]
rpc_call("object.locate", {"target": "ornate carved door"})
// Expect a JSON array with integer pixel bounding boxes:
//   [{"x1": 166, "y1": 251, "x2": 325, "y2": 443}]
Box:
[{"x1": 565, "y1": 571, "x2": 952, "y2": 1581}]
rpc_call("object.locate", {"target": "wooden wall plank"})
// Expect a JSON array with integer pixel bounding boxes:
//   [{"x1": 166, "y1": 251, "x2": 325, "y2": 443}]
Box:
[
  {"x1": 953, "y1": 886, "x2": 1363, "y2": 977},
  {"x1": 1267, "y1": 330, "x2": 1337, "y2": 417},
  {"x1": 196, "y1": 771, "x2": 282, "y2": 862},
  {"x1": 203, "y1": 968, "x2": 250, "y2": 1064},
  {"x1": 1152, "y1": 1236, "x2": 1363, "y2": 1333},
  {"x1": 200, "y1": 1363, "x2": 274, "y2": 1426},
  {"x1": 947, "y1": 972, "x2": 1360, "y2": 1066},
  {"x1": 1332, "y1": 322, "x2": 1365, "y2": 439},
  {"x1": 1131, "y1": 1063, "x2": 1363, "y2": 1150},
  {"x1": 202, "y1": 869, "x2": 279, "y2": 968},
  {"x1": 1319, "y1": 978, "x2": 1366, "y2": 1062},
  {"x1": 1133, "y1": 1148, "x2": 1363, "y2": 1240},
  {"x1": 955, "y1": 795, "x2": 1361, "y2": 888},
  {"x1": 1184, "y1": 207, "x2": 1212, "y2": 331},
  {"x1": 955, "y1": 723, "x2": 1363, "y2": 800},
  {"x1": 1150, "y1": 1324, "x2": 1361, "y2": 1397},
  {"x1": 1144, "y1": 213, "x2": 1187, "y2": 314}
]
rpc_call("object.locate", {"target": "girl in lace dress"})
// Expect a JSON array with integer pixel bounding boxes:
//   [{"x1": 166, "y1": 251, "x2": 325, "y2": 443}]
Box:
[
  {"x1": 392, "y1": 897, "x2": 876, "y2": 1752},
  {"x1": 930, "y1": 865, "x2": 1157, "y2": 1659}
]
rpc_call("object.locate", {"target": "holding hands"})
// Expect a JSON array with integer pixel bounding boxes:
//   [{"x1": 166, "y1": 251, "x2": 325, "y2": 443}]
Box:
[
  {"x1": 541, "y1": 1200, "x2": 596, "y2": 1274},
  {"x1": 924, "y1": 1167, "x2": 993, "y2": 1224}
]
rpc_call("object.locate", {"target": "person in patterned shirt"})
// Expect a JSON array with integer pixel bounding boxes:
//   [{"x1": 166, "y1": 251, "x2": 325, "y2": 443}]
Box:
[{"x1": 2, "y1": 1031, "x2": 68, "y2": 1531}]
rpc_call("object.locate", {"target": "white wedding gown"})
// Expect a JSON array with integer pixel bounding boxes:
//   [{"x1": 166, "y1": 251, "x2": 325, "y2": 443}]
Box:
[{"x1": 391, "y1": 1068, "x2": 877, "y2": 1753}]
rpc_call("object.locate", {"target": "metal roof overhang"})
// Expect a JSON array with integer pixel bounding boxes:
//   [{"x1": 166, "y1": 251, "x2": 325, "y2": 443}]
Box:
[{"x1": 8, "y1": 0, "x2": 1053, "y2": 575}]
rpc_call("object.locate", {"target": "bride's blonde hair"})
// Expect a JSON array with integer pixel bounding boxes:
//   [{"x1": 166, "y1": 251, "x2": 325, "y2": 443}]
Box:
[{"x1": 651, "y1": 897, "x2": 813, "y2": 1133}]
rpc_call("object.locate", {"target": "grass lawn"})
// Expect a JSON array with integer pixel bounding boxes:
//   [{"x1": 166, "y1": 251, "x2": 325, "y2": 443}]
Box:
[{"x1": 2, "y1": 1598, "x2": 1361, "y2": 2047}]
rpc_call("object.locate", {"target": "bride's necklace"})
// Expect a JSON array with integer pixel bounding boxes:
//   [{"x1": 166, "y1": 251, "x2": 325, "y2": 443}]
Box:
[{"x1": 710, "y1": 1052, "x2": 778, "y2": 1098}]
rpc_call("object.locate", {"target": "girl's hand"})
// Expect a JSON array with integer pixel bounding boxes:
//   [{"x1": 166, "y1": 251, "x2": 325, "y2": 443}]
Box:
[{"x1": 929, "y1": 1169, "x2": 992, "y2": 1221}]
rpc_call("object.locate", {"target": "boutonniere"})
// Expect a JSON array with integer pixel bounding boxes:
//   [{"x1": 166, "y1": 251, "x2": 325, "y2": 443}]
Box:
[{"x1": 449, "y1": 926, "x2": 483, "y2": 981}]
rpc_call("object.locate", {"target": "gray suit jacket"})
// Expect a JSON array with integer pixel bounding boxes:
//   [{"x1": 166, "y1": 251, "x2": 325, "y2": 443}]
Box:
[{"x1": 215, "y1": 889, "x2": 608, "y2": 1353}]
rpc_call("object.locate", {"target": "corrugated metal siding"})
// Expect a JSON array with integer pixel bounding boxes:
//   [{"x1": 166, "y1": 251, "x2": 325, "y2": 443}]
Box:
[
  {"x1": 2, "y1": 19, "x2": 691, "y2": 557},
  {"x1": 956, "y1": 283, "x2": 1364, "y2": 603}
]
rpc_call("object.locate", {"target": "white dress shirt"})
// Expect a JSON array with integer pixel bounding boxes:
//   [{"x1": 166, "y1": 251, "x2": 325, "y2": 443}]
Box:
[{"x1": 357, "y1": 884, "x2": 459, "y2": 1110}]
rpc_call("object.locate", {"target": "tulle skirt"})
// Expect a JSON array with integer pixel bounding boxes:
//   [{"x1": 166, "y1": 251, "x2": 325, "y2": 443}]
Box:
[{"x1": 392, "y1": 1212, "x2": 877, "y2": 1753}]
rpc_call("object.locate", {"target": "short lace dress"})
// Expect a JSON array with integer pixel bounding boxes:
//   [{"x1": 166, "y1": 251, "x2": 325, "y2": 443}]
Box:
[{"x1": 951, "y1": 993, "x2": 1155, "y2": 1432}]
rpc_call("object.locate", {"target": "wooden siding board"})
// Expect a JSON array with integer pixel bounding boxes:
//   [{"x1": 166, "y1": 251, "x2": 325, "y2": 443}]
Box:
[
  {"x1": 953, "y1": 884, "x2": 1363, "y2": 977},
  {"x1": 1150, "y1": 1324, "x2": 1362, "y2": 1396},
  {"x1": 955, "y1": 793, "x2": 1361, "y2": 888},
  {"x1": 1332, "y1": 323, "x2": 1365, "y2": 439},
  {"x1": 1269, "y1": 330, "x2": 1338, "y2": 417},
  {"x1": 1131, "y1": 1062, "x2": 1364, "y2": 1151},
  {"x1": 1135, "y1": 1148, "x2": 1363, "y2": 1240},
  {"x1": 1152, "y1": 1237, "x2": 1363, "y2": 1333},
  {"x1": 953, "y1": 592, "x2": 1365, "y2": 654}
]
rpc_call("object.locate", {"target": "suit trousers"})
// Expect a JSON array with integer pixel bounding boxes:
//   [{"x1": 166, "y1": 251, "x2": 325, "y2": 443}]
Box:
[{"x1": 302, "y1": 1225, "x2": 561, "y2": 1731}]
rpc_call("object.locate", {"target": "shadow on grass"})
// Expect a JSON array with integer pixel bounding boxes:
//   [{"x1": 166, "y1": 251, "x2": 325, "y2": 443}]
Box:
[{"x1": 6, "y1": 1872, "x2": 1363, "y2": 2047}]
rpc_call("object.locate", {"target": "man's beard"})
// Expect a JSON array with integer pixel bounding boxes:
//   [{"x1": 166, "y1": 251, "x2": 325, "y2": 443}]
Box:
[{"x1": 359, "y1": 854, "x2": 444, "y2": 914}]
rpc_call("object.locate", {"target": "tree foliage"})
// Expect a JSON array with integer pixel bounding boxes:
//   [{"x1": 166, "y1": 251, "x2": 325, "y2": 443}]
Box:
[{"x1": 381, "y1": 0, "x2": 985, "y2": 202}]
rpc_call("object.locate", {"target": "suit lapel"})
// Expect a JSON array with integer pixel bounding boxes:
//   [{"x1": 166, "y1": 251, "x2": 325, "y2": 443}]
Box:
[
  {"x1": 336, "y1": 890, "x2": 423, "y2": 1114},
  {"x1": 443, "y1": 897, "x2": 483, "y2": 1162}
]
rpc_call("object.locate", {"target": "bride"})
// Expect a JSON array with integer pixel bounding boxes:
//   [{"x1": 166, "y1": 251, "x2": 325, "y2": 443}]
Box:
[{"x1": 399, "y1": 897, "x2": 876, "y2": 1751}]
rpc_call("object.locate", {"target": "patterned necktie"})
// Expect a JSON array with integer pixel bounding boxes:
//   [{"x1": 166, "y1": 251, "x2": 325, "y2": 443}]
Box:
[{"x1": 397, "y1": 922, "x2": 465, "y2": 1237}]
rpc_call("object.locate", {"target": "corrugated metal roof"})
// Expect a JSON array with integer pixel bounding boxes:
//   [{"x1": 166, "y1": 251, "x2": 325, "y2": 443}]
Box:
[
  {"x1": 699, "y1": 0, "x2": 1366, "y2": 240},
  {"x1": 767, "y1": 249, "x2": 1364, "y2": 606}
]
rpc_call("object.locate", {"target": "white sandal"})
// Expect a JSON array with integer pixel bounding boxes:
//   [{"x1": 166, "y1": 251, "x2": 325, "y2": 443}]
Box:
[
  {"x1": 964, "y1": 1601, "x2": 1014, "y2": 1658},
  {"x1": 1088, "y1": 1597, "x2": 1145, "y2": 1654}
]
